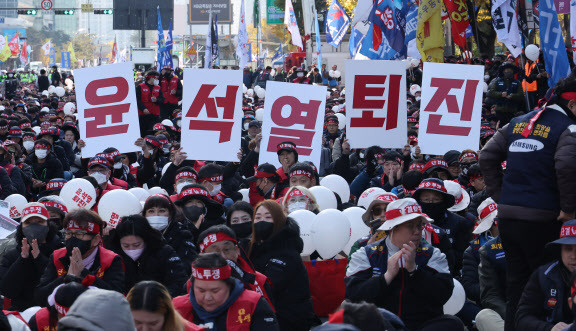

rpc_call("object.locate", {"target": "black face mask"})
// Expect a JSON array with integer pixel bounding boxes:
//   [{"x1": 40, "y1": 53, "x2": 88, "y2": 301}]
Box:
[
  {"x1": 183, "y1": 205, "x2": 205, "y2": 224},
  {"x1": 0, "y1": 154, "x2": 5, "y2": 163},
  {"x1": 419, "y1": 202, "x2": 448, "y2": 221},
  {"x1": 504, "y1": 71, "x2": 514, "y2": 79},
  {"x1": 256, "y1": 180, "x2": 266, "y2": 197},
  {"x1": 48, "y1": 217, "x2": 62, "y2": 230},
  {"x1": 231, "y1": 223, "x2": 253, "y2": 239},
  {"x1": 65, "y1": 237, "x2": 92, "y2": 256},
  {"x1": 460, "y1": 162, "x2": 477, "y2": 175},
  {"x1": 254, "y1": 222, "x2": 274, "y2": 240},
  {"x1": 22, "y1": 223, "x2": 49, "y2": 242}
]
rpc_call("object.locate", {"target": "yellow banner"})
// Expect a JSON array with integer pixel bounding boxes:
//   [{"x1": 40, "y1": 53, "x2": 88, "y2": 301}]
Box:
[{"x1": 416, "y1": 0, "x2": 444, "y2": 63}]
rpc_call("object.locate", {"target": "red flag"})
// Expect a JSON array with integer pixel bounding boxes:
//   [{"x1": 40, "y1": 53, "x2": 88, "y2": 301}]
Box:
[
  {"x1": 110, "y1": 35, "x2": 118, "y2": 63},
  {"x1": 444, "y1": 0, "x2": 470, "y2": 50},
  {"x1": 19, "y1": 39, "x2": 27, "y2": 65},
  {"x1": 8, "y1": 34, "x2": 19, "y2": 57}
]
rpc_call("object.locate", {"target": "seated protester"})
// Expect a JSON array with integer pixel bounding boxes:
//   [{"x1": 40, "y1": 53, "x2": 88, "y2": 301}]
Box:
[
  {"x1": 515, "y1": 221, "x2": 576, "y2": 331},
  {"x1": 198, "y1": 163, "x2": 231, "y2": 207},
  {"x1": 245, "y1": 163, "x2": 288, "y2": 207},
  {"x1": 110, "y1": 214, "x2": 187, "y2": 297},
  {"x1": 226, "y1": 201, "x2": 254, "y2": 242},
  {"x1": 29, "y1": 280, "x2": 88, "y2": 331},
  {"x1": 197, "y1": 225, "x2": 275, "y2": 309},
  {"x1": 280, "y1": 186, "x2": 320, "y2": 215},
  {"x1": 102, "y1": 147, "x2": 136, "y2": 189},
  {"x1": 323, "y1": 115, "x2": 342, "y2": 148},
  {"x1": 412, "y1": 178, "x2": 474, "y2": 273},
  {"x1": 168, "y1": 167, "x2": 198, "y2": 202},
  {"x1": 0, "y1": 141, "x2": 25, "y2": 195},
  {"x1": 86, "y1": 156, "x2": 123, "y2": 194},
  {"x1": 174, "y1": 184, "x2": 225, "y2": 241},
  {"x1": 288, "y1": 162, "x2": 317, "y2": 188},
  {"x1": 142, "y1": 194, "x2": 197, "y2": 272},
  {"x1": 445, "y1": 180, "x2": 475, "y2": 224},
  {"x1": 318, "y1": 301, "x2": 407, "y2": 331},
  {"x1": 128, "y1": 281, "x2": 203, "y2": 331},
  {"x1": 159, "y1": 145, "x2": 205, "y2": 195},
  {"x1": 421, "y1": 158, "x2": 452, "y2": 180},
  {"x1": 37, "y1": 128, "x2": 70, "y2": 172},
  {"x1": 135, "y1": 136, "x2": 169, "y2": 188},
  {"x1": 444, "y1": 150, "x2": 462, "y2": 179},
  {"x1": 376, "y1": 152, "x2": 404, "y2": 192},
  {"x1": 38, "y1": 195, "x2": 68, "y2": 230},
  {"x1": 345, "y1": 198, "x2": 461, "y2": 330},
  {"x1": 25, "y1": 139, "x2": 64, "y2": 197},
  {"x1": 241, "y1": 120, "x2": 261, "y2": 157},
  {"x1": 0, "y1": 203, "x2": 63, "y2": 311},
  {"x1": 349, "y1": 145, "x2": 386, "y2": 198},
  {"x1": 62, "y1": 122, "x2": 82, "y2": 177},
  {"x1": 4, "y1": 139, "x2": 34, "y2": 193},
  {"x1": 242, "y1": 200, "x2": 317, "y2": 330},
  {"x1": 239, "y1": 139, "x2": 297, "y2": 187},
  {"x1": 457, "y1": 150, "x2": 479, "y2": 189},
  {"x1": 467, "y1": 164, "x2": 488, "y2": 205},
  {"x1": 36, "y1": 209, "x2": 125, "y2": 305},
  {"x1": 391, "y1": 169, "x2": 423, "y2": 198},
  {"x1": 172, "y1": 253, "x2": 279, "y2": 330}
]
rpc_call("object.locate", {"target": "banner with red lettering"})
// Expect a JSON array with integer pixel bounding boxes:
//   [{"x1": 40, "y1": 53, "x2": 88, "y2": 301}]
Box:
[
  {"x1": 75, "y1": 62, "x2": 141, "y2": 157},
  {"x1": 345, "y1": 60, "x2": 407, "y2": 149},
  {"x1": 181, "y1": 69, "x2": 243, "y2": 162},
  {"x1": 419, "y1": 63, "x2": 483, "y2": 155},
  {"x1": 258, "y1": 81, "x2": 327, "y2": 168}
]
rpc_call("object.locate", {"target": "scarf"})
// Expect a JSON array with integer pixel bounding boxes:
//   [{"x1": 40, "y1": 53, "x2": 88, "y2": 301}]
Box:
[{"x1": 189, "y1": 278, "x2": 245, "y2": 330}]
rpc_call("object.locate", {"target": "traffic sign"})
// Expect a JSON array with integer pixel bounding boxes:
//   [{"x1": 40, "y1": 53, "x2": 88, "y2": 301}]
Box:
[
  {"x1": 41, "y1": 0, "x2": 53, "y2": 11},
  {"x1": 81, "y1": 4, "x2": 94, "y2": 13}
]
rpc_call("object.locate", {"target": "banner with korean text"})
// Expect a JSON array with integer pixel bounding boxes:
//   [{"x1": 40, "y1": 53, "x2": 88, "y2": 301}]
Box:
[
  {"x1": 75, "y1": 62, "x2": 141, "y2": 157},
  {"x1": 418, "y1": 63, "x2": 484, "y2": 155},
  {"x1": 259, "y1": 81, "x2": 327, "y2": 168},
  {"x1": 181, "y1": 69, "x2": 243, "y2": 161},
  {"x1": 345, "y1": 60, "x2": 407, "y2": 149}
]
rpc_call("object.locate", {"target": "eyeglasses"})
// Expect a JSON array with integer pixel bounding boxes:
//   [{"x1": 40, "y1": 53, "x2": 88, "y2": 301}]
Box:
[{"x1": 64, "y1": 231, "x2": 93, "y2": 239}]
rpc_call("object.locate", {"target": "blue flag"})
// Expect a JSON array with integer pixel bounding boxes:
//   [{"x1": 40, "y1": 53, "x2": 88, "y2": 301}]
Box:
[
  {"x1": 326, "y1": 0, "x2": 351, "y2": 48},
  {"x1": 359, "y1": 23, "x2": 403, "y2": 59},
  {"x1": 369, "y1": 0, "x2": 405, "y2": 53},
  {"x1": 402, "y1": 0, "x2": 418, "y2": 45},
  {"x1": 156, "y1": 6, "x2": 166, "y2": 72},
  {"x1": 539, "y1": 0, "x2": 570, "y2": 87},
  {"x1": 165, "y1": 19, "x2": 173, "y2": 68},
  {"x1": 315, "y1": 10, "x2": 322, "y2": 67},
  {"x1": 272, "y1": 44, "x2": 283, "y2": 62}
]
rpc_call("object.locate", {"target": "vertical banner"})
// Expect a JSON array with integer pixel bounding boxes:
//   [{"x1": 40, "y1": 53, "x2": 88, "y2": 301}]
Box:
[
  {"x1": 418, "y1": 63, "x2": 484, "y2": 155},
  {"x1": 49, "y1": 47, "x2": 56, "y2": 66},
  {"x1": 61, "y1": 52, "x2": 71, "y2": 69},
  {"x1": 259, "y1": 81, "x2": 327, "y2": 168},
  {"x1": 345, "y1": 60, "x2": 407, "y2": 149},
  {"x1": 75, "y1": 62, "x2": 142, "y2": 157},
  {"x1": 181, "y1": 69, "x2": 243, "y2": 161}
]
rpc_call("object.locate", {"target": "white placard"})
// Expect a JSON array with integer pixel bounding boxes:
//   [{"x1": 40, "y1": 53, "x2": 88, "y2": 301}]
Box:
[
  {"x1": 345, "y1": 60, "x2": 407, "y2": 149},
  {"x1": 258, "y1": 81, "x2": 327, "y2": 168},
  {"x1": 181, "y1": 69, "x2": 243, "y2": 162},
  {"x1": 419, "y1": 63, "x2": 484, "y2": 155},
  {"x1": 75, "y1": 62, "x2": 141, "y2": 157}
]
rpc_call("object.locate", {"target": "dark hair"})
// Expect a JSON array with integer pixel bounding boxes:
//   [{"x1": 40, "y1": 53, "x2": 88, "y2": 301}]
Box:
[
  {"x1": 35, "y1": 138, "x2": 52, "y2": 148},
  {"x1": 40, "y1": 69, "x2": 46, "y2": 75},
  {"x1": 113, "y1": 214, "x2": 163, "y2": 250},
  {"x1": 127, "y1": 281, "x2": 185, "y2": 331},
  {"x1": 226, "y1": 201, "x2": 253, "y2": 227},
  {"x1": 63, "y1": 209, "x2": 105, "y2": 236},
  {"x1": 142, "y1": 195, "x2": 176, "y2": 219},
  {"x1": 249, "y1": 200, "x2": 287, "y2": 254},
  {"x1": 191, "y1": 253, "x2": 236, "y2": 289},
  {"x1": 402, "y1": 170, "x2": 424, "y2": 191},
  {"x1": 198, "y1": 163, "x2": 224, "y2": 181},
  {"x1": 340, "y1": 301, "x2": 393, "y2": 331},
  {"x1": 289, "y1": 162, "x2": 315, "y2": 177},
  {"x1": 467, "y1": 164, "x2": 482, "y2": 179},
  {"x1": 198, "y1": 225, "x2": 237, "y2": 249},
  {"x1": 55, "y1": 281, "x2": 88, "y2": 311}
]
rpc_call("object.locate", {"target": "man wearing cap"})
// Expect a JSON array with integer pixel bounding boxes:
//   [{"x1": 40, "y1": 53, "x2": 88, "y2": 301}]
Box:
[
  {"x1": 38, "y1": 195, "x2": 68, "y2": 230},
  {"x1": 480, "y1": 76, "x2": 576, "y2": 330},
  {"x1": 197, "y1": 163, "x2": 230, "y2": 206},
  {"x1": 87, "y1": 156, "x2": 123, "y2": 194},
  {"x1": 345, "y1": 198, "x2": 461, "y2": 330},
  {"x1": 136, "y1": 70, "x2": 164, "y2": 136},
  {"x1": 324, "y1": 115, "x2": 341, "y2": 148},
  {"x1": 159, "y1": 66, "x2": 182, "y2": 121},
  {"x1": 255, "y1": 66, "x2": 273, "y2": 89},
  {"x1": 134, "y1": 136, "x2": 169, "y2": 188},
  {"x1": 240, "y1": 139, "x2": 297, "y2": 185},
  {"x1": 246, "y1": 163, "x2": 289, "y2": 207},
  {"x1": 349, "y1": 146, "x2": 386, "y2": 198},
  {"x1": 25, "y1": 139, "x2": 64, "y2": 197},
  {"x1": 421, "y1": 158, "x2": 452, "y2": 180}
]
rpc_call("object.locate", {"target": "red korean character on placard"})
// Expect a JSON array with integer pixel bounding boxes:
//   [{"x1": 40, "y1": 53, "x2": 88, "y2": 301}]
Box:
[
  {"x1": 351, "y1": 75, "x2": 402, "y2": 129},
  {"x1": 84, "y1": 77, "x2": 130, "y2": 138},
  {"x1": 186, "y1": 84, "x2": 239, "y2": 143},
  {"x1": 423, "y1": 78, "x2": 479, "y2": 136},
  {"x1": 266, "y1": 96, "x2": 322, "y2": 156}
]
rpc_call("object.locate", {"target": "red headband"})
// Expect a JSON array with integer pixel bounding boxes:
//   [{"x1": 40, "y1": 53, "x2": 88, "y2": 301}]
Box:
[
  {"x1": 42, "y1": 201, "x2": 68, "y2": 213},
  {"x1": 374, "y1": 194, "x2": 398, "y2": 203},
  {"x1": 22, "y1": 205, "x2": 49, "y2": 219},
  {"x1": 20, "y1": 122, "x2": 31, "y2": 128},
  {"x1": 192, "y1": 265, "x2": 232, "y2": 281},
  {"x1": 408, "y1": 163, "x2": 425, "y2": 171},
  {"x1": 560, "y1": 92, "x2": 576, "y2": 101},
  {"x1": 0, "y1": 125, "x2": 8, "y2": 130},
  {"x1": 422, "y1": 159, "x2": 448, "y2": 173},
  {"x1": 290, "y1": 169, "x2": 313, "y2": 179},
  {"x1": 459, "y1": 152, "x2": 478, "y2": 163},
  {"x1": 8, "y1": 129, "x2": 21, "y2": 135},
  {"x1": 480, "y1": 203, "x2": 497, "y2": 220},
  {"x1": 277, "y1": 143, "x2": 296, "y2": 152},
  {"x1": 374, "y1": 153, "x2": 385, "y2": 159},
  {"x1": 385, "y1": 204, "x2": 423, "y2": 221},
  {"x1": 402, "y1": 185, "x2": 416, "y2": 195},
  {"x1": 54, "y1": 301, "x2": 69, "y2": 316},
  {"x1": 175, "y1": 171, "x2": 197, "y2": 182},
  {"x1": 67, "y1": 220, "x2": 100, "y2": 234},
  {"x1": 560, "y1": 225, "x2": 576, "y2": 238},
  {"x1": 144, "y1": 137, "x2": 161, "y2": 149},
  {"x1": 254, "y1": 170, "x2": 275, "y2": 178},
  {"x1": 109, "y1": 150, "x2": 120, "y2": 159},
  {"x1": 417, "y1": 180, "x2": 447, "y2": 192},
  {"x1": 199, "y1": 175, "x2": 223, "y2": 183},
  {"x1": 326, "y1": 119, "x2": 338, "y2": 125},
  {"x1": 179, "y1": 187, "x2": 211, "y2": 200},
  {"x1": 153, "y1": 123, "x2": 165, "y2": 131},
  {"x1": 35, "y1": 143, "x2": 50, "y2": 150},
  {"x1": 287, "y1": 189, "x2": 307, "y2": 199},
  {"x1": 199, "y1": 233, "x2": 237, "y2": 252},
  {"x1": 469, "y1": 174, "x2": 483, "y2": 181}
]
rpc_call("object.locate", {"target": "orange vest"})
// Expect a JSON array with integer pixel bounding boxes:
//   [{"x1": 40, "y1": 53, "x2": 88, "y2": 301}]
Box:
[
  {"x1": 139, "y1": 83, "x2": 161, "y2": 115},
  {"x1": 523, "y1": 62, "x2": 537, "y2": 92},
  {"x1": 173, "y1": 289, "x2": 261, "y2": 331},
  {"x1": 161, "y1": 76, "x2": 179, "y2": 105},
  {"x1": 34, "y1": 307, "x2": 57, "y2": 331},
  {"x1": 52, "y1": 247, "x2": 118, "y2": 284}
]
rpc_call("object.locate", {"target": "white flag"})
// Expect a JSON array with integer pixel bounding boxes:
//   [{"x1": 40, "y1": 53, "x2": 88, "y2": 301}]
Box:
[
  {"x1": 42, "y1": 40, "x2": 51, "y2": 56},
  {"x1": 571, "y1": 0, "x2": 576, "y2": 63},
  {"x1": 237, "y1": 0, "x2": 249, "y2": 69},
  {"x1": 205, "y1": 11, "x2": 213, "y2": 69},
  {"x1": 491, "y1": 0, "x2": 523, "y2": 57},
  {"x1": 284, "y1": 0, "x2": 303, "y2": 49}
]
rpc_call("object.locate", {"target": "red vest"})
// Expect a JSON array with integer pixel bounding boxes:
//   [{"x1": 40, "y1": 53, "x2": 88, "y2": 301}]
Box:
[
  {"x1": 212, "y1": 191, "x2": 228, "y2": 204},
  {"x1": 52, "y1": 247, "x2": 118, "y2": 283},
  {"x1": 34, "y1": 307, "x2": 57, "y2": 331},
  {"x1": 161, "y1": 76, "x2": 179, "y2": 105},
  {"x1": 3, "y1": 163, "x2": 14, "y2": 176},
  {"x1": 110, "y1": 177, "x2": 128, "y2": 190},
  {"x1": 173, "y1": 289, "x2": 261, "y2": 331},
  {"x1": 139, "y1": 83, "x2": 161, "y2": 115}
]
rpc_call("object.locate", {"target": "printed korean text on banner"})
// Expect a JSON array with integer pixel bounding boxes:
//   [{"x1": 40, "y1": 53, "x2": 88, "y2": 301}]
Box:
[
  {"x1": 259, "y1": 81, "x2": 327, "y2": 168},
  {"x1": 541, "y1": 0, "x2": 571, "y2": 86},
  {"x1": 369, "y1": 0, "x2": 405, "y2": 53},
  {"x1": 181, "y1": 69, "x2": 243, "y2": 162},
  {"x1": 326, "y1": 0, "x2": 351, "y2": 48},
  {"x1": 492, "y1": 0, "x2": 522, "y2": 57},
  {"x1": 416, "y1": 0, "x2": 443, "y2": 62},
  {"x1": 418, "y1": 63, "x2": 484, "y2": 155},
  {"x1": 61, "y1": 52, "x2": 71, "y2": 69},
  {"x1": 156, "y1": 7, "x2": 165, "y2": 70},
  {"x1": 267, "y1": 0, "x2": 284, "y2": 24},
  {"x1": 444, "y1": 0, "x2": 470, "y2": 50},
  {"x1": 165, "y1": 19, "x2": 174, "y2": 68},
  {"x1": 49, "y1": 47, "x2": 56, "y2": 67},
  {"x1": 74, "y1": 62, "x2": 142, "y2": 157},
  {"x1": 345, "y1": 60, "x2": 407, "y2": 149}
]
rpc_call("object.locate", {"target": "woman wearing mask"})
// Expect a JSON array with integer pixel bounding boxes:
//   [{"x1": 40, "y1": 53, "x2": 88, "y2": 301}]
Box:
[
  {"x1": 142, "y1": 194, "x2": 197, "y2": 271},
  {"x1": 226, "y1": 201, "x2": 254, "y2": 241},
  {"x1": 0, "y1": 203, "x2": 63, "y2": 311},
  {"x1": 110, "y1": 215, "x2": 187, "y2": 297},
  {"x1": 62, "y1": 122, "x2": 82, "y2": 177},
  {"x1": 244, "y1": 200, "x2": 317, "y2": 331},
  {"x1": 175, "y1": 184, "x2": 225, "y2": 241},
  {"x1": 280, "y1": 186, "x2": 320, "y2": 215}
]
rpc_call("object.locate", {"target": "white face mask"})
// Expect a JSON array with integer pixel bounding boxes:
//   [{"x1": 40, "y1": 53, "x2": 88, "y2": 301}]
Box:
[
  {"x1": 484, "y1": 74, "x2": 490, "y2": 81},
  {"x1": 415, "y1": 96, "x2": 421, "y2": 102},
  {"x1": 123, "y1": 246, "x2": 145, "y2": 261},
  {"x1": 288, "y1": 201, "x2": 307, "y2": 213},
  {"x1": 243, "y1": 123, "x2": 250, "y2": 131},
  {"x1": 153, "y1": 79, "x2": 159, "y2": 85},
  {"x1": 113, "y1": 162, "x2": 123, "y2": 169},
  {"x1": 23, "y1": 140, "x2": 34, "y2": 151},
  {"x1": 176, "y1": 120, "x2": 181, "y2": 127},
  {"x1": 147, "y1": 216, "x2": 169, "y2": 231},
  {"x1": 209, "y1": 184, "x2": 222, "y2": 196},
  {"x1": 176, "y1": 181, "x2": 194, "y2": 194},
  {"x1": 90, "y1": 172, "x2": 107, "y2": 185},
  {"x1": 35, "y1": 149, "x2": 48, "y2": 159},
  {"x1": 297, "y1": 72, "x2": 304, "y2": 77}
]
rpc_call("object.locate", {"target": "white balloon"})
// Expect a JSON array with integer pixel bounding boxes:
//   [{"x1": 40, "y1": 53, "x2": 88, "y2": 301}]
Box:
[
  {"x1": 525, "y1": 44, "x2": 540, "y2": 62},
  {"x1": 41, "y1": 107, "x2": 50, "y2": 113},
  {"x1": 444, "y1": 279, "x2": 466, "y2": 315},
  {"x1": 409, "y1": 84, "x2": 421, "y2": 96},
  {"x1": 329, "y1": 70, "x2": 336, "y2": 78},
  {"x1": 309, "y1": 186, "x2": 337, "y2": 211},
  {"x1": 98, "y1": 190, "x2": 142, "y2": 228},
  {"x1": 243, "y1": 85, "x2": 248, "y2": 94},
  {"x1": 161, "y1": 119, "x2": 174, "y2": 127},
  {"x1": 289, "y1": 209, "x2": 316, "y2": 255},
  {"x1": 271, "y1": 69, "x2": 276, "y2": 76},
  {"x1": 483, "y1": 82, "x2": 488, "y2": 93},
  {"x1": 47, "y1": 86, "x2": 55, "y2": 94},
  {"x1": 256, "y1": 88, "x2": 265, "y2": 99},
  {"x1": 55, "y1": 86, "x2": 65, "y2": 97},
  {"x1": 332, "y1": 105, "x2": 339, "y2": 112},
  {"x1": 254, "y1": 85, "x2": 261, "y2": 92},
  {"x1": 342, "y1": 207, "x2": 371, "y2": 255},
  {"x1": 238, "y1": 189, "x2": 250, "y2": 203},
  {"x1": 404, "y1": 60, "x2": 412, "y2": 69},
  {"x1": 60, "y1": 178, "x2": 97, "y2": 211},
  {"x1": 320, "y1": 174, "x2": 350, "y2": 203},
  {"x1": 41, "y1": 90, "x2": 49, "y2": 97},
  {"x1": 247, "y1": 89, "x2": 254, "y2": 97},
  {"x1": 255, "y1": 108, "x2": 264, "y2": 121},
  {"x1": 357, "y1": 187, "x2": 387, "y2": 209},
  {"x1": 5, "y1": 194, "x2": 27, "y2": 219},
  {"x1": 335, "y1": 113, "x2": 346, "y2": 130},
  {"x1": 63, "y1": 102, "x2": 76, "y2": 115},
  {"x1": 148, "y1": 186, "x2": 168, "y2": 196},
  {"x1": 311, "y1": 209, "x2": 351, "y2": 259},
  {"x1": 333, "y1": 70, "x2": 341, "y2": 78},
  {"x1": 411, "y1": 58, "x2": 421, "y2": 68},
  {"x1": 128, "y1": 187, "x2": 151, "y2": 203}
]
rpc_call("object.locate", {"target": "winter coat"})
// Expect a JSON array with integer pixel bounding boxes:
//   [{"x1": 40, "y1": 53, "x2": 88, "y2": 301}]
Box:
[
  {"x1": 162, "y1": 220, "x2": 198, "y2": 276},
  {"x1": 478, "y1": 236, "x2": 507, "y2": 318},
  {"x1": 0, "y1": 162, "x2": 25, "y2": 195},
  {"x1": 55, "y1": 140, "x2": 74, "y2": 171},
  {"x1": 432, "y1": 211, "x2": 475, "y2": 272},
  {"x1": 243, "y1": 217, "x2": 317, "y2": 331},
  {"x1": 0, "y1": 167, "x2": 16, "y2": 199},
  {"x1": 25, "y1": 152, "x2": 64, "y2": 195},
  {"x1": 487, "y1": 76, "x2": 524, "y2": 113},
  {"x1": 461, "y1": 234, "x2": 492, "y2": 303}
]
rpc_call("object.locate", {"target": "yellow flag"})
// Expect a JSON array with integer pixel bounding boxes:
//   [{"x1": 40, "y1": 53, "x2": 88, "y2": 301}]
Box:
[
  {"x1": 416, "y1": 0, "x2": 444, "y2": 63},
  {"x1": 0, "y1": 36, "x2": 11, "y2": 62},
  {"x1": 68, "y1": 43, "x2": 77, "y2": 64}
]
